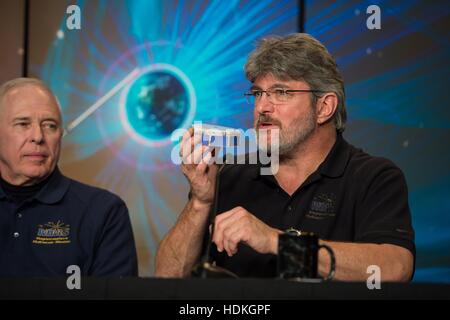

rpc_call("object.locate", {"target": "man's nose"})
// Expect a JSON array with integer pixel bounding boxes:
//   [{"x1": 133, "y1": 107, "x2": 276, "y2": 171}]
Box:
[
  {"x1": 255, "y1": 92, "x2": 275, "y2": 114},
  {"x1": 30, "y1": 124, "x2": 44, "y2": 144}
]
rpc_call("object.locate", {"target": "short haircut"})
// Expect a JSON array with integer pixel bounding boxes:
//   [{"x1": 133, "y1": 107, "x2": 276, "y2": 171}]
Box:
[{"x1": 0, "y1": 77, "x2": 63, "y2": 124}]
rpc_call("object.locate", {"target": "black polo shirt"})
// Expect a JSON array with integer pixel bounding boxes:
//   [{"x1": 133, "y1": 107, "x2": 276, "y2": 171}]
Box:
[
  {"x1": 0, "y1": 168, "x2": 138, "y2": 277},
  {"x1": 208, "y1": 134, "x2": 415, "y2": 278}
]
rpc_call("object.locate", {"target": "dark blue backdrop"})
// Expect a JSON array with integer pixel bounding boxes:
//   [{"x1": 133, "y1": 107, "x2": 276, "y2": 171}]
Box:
[{"x1": 305, "y1": 0, "x2": 450, "y2": 282}]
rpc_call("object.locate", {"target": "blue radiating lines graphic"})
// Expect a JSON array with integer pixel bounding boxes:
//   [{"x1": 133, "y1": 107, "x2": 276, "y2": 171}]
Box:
[{"x1": 36, "y1": 0, "x2": 298, "y2": 275}]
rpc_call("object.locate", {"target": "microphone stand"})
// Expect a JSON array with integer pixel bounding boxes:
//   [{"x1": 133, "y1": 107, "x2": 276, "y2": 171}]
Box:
[{"x1": 191, "y1": 163, "x2": 238, "y2": 279}]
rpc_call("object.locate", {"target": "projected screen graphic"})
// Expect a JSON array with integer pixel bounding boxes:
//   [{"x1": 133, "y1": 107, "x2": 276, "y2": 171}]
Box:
[
  {"x1": 122, "y1": 64, "x2": 195, "y2": 145},
  {"x1": 30, "y1": 0, "x2": 298, "y2": 275}
]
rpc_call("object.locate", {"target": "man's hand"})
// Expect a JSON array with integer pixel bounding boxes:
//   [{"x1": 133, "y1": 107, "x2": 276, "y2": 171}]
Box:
[
  {"x1": 212, "y1": 206, "x2": 282, "y2": 257},
  {"x1": 180, "y1": 127, "x2": 217, "y2": 207}
]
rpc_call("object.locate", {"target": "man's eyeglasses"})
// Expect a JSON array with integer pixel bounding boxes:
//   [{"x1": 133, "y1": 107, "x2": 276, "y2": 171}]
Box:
[{"x1": 244, "y1": 89, "x2": 325, "y2": 105}]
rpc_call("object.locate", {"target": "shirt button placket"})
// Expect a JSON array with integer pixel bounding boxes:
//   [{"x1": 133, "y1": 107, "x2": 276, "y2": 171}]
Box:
[{"x1": 15, "y1": 209, "x2": 23, "y2": 239}]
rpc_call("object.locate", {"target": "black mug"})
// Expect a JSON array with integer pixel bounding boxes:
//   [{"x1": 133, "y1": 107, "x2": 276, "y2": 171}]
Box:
[{"x1": 277, "y1": 230, "x2": 335, "y2": 281}]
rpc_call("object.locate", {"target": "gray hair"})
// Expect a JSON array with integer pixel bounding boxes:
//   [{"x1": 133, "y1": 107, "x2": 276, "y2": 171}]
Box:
[
  {"x1": 245, "y1": 33, "x2": 347, "y2": 133},
  {"x1": 0, "y1": 77, "x2": 63, "y2": 123}
]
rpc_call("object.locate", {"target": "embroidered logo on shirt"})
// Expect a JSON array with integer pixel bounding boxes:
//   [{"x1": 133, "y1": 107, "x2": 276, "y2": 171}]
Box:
[
  {"x1": 306, "y1": 193, "x2": 336, "y2": 220},
  {"x1": 32, "y1": 220, "x2": 71, "y2": 245}
]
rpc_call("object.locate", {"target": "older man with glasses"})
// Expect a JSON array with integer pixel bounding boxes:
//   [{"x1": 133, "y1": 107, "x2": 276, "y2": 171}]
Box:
[{"x1": 156, "y1": 33, "x2": 415, "y2": 282}]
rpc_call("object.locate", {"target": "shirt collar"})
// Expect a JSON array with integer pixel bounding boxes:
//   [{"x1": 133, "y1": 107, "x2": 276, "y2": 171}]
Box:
[
  {"x1": 316, "y1": 133, "x2": 351, "y2": 178},
  {"x1": 34, "y1": 167, "x2": 70, "y2": 204},
  {"x1": 0, "y1": 167, "x2": 70, "y2": 204}
]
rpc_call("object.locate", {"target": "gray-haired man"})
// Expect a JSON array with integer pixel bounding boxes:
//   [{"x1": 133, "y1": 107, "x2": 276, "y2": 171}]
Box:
[
  {"x1": 0, "y1": 78, "x2": 138, "y2": 277},
  {"x1": 156, "y1": 33, "x2": 414, "y2": 281}
]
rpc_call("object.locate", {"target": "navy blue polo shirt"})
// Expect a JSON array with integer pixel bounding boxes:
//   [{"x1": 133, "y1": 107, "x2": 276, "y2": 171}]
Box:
[
  {"x1": 206, "y1": 134, "x2": 415, "y2": 278},
  {"x1": 0, "y1": 168, "x2": 138, "y2": 277}
]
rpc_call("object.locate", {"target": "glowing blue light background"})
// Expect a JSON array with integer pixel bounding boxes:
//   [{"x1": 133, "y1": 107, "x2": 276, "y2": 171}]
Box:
[
  {"x1": 34, "y1": 0, "x2": 298, "y2": 275},
  {"x1": 305, "y1": 0, "x2": 450, "y2": 282},
  {"x1": 121, "y1": 64, "x2": 196, "y2": 146}
]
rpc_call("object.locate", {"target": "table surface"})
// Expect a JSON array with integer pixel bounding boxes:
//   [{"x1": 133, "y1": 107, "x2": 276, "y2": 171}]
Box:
[{"x1": 1, "y1": 278, "x2": 449, "y2": 300}]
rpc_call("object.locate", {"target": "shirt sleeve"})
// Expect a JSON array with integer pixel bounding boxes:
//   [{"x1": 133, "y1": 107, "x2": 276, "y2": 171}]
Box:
[
  {"x1": 354, "y1": 159, "x2": 416, "y2": 257},
  {"x1": 88, "y1": 196, "x2": 138, "y2": 277}
]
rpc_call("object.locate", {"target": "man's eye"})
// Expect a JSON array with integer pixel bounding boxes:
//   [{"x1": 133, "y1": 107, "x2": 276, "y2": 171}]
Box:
[
  {"x1": 253, "y1": 91, "x2": 263, "y2": 97},
  {"x1": 16, "y1": 122, "x2": 29, "y2": 127},
  {"x1": 43, "y1": 123, "x2": 58, "y2": 130},
  {"x1": 274, "y1": 89, "x2": 288, "y2": 96}
]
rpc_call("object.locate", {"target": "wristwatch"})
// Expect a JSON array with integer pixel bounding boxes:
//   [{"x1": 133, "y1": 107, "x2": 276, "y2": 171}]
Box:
[{"x1": 285, "y1": 227, "x2": 303, "y2": 236}]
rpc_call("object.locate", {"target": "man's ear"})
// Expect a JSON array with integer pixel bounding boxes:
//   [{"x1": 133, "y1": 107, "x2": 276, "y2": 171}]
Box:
[{"x1": 316, "y1": 93, "x2": 338, "y2": 125}]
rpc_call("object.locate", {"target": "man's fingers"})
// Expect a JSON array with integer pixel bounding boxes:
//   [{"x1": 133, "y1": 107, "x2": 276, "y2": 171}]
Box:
[
  {"x1": 192, "y1": 144, "x2": 212, "y2": 165},
  {"x1": 180, "y1": 128, "x2": 193, "y2": 156},
  {"x1": 214, "y1": 223, "x2": 237, "y2": 254},
  {"x1": 181, "y1": 127, "x2": 191, "y2": 144},
  {"x1": 223, "y1": 228, "x2": 242, "y2": 257},
  {"x1": 181, "y1": 134, "x2": 202, "y2": 164},
  {"x1": 213, "y1": 208, "x2": 246, "y2": 253},
  {"x1": 180, "y1": 127, "x2": 218, "y2": 169},
  {"x1": 196, "y1": 147, "x2": 214, "y2": 174},
  {"x1": 214, "y1": 207, "x2": 246, "y2": 249},
  {"x1": 215, "y1": 206, "x2": 245, "y2": 225}
]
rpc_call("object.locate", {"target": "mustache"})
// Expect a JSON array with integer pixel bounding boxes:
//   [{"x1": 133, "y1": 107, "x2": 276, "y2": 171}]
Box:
[{"x1": 256, "y1": 114, "x2": 282, "y2": 128}]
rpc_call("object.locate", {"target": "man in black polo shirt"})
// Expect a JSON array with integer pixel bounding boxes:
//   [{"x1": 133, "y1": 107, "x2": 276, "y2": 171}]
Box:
[
  {"x1": 0, "y1": 78, "x2": 138, "y2": 277},
  {"x1": 156, "y1": 33, "x2": 414, "y2": 281}
]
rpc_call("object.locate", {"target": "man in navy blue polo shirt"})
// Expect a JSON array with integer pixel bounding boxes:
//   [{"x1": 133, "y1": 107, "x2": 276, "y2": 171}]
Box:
[
  {"x1": 0, "y1": 78, "x2": 138, "y2": 277},
  {"x1": 156, "y1": 33, "x2": 415, "y2": 281}
]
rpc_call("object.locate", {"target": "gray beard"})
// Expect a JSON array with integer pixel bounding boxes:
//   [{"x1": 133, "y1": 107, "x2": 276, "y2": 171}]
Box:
[
  {"x1": 278, "y1": 124, "x2": 315, "y2": 157},
  {"x1": 258, "y1": 117, "x2": 316, "y2": 158}
]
